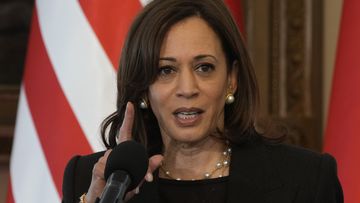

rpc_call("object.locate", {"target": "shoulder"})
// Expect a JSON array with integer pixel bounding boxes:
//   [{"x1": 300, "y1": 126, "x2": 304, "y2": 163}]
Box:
[
  {"x1": 241, "y1": 140, "x2": 337, "y2": 178},
  {"x1": 235, "y1": 137, "x2": 336, "y2": 167},
  {"x1": 234, "y1": 140, "x2": 343, "y2": 202},
  {"x1": 266, "y1": 142, "x2": 343, "y2": 201},
  {"x1": 62, "y1": 151, "x2": 105, "y2": 203},
  {"x1": 265, "y1": 142, "x2": 334, "y2": 166},
  {"x1": 230, "y1": 140, "x2": 343, "y2": 202},
  {"x1": 66, "y1": 151, "x2": 105, "y2": 171}
]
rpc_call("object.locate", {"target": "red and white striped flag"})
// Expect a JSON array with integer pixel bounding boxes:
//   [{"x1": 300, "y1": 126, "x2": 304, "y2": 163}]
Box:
[
  {"x1": 6, "y1": 0, "x2": 145, "y2": 202},
  {"x1": 224, "y1": 0, "x2": 245, "y2": 34},
  {"x1": 324, "y1": 0, "x2": 360, "y2": 202},
  {"x1": 6, "y1": 1, "x2": 243, "y2": 202}
]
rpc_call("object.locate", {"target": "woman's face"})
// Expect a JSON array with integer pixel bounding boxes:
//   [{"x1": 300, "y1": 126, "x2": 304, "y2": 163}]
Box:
[{"x1": 148, "y1": 16, "x2": 237, "y2": 144}]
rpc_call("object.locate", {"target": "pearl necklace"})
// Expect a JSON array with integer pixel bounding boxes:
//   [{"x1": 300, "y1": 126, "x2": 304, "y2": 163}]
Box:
[{"x1": 160, "y1": 147, "x2": 232, "y2": 181}]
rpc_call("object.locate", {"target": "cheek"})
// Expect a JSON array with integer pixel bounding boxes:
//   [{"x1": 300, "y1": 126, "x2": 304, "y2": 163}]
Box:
[
  {"x1": 148, "y1": 85, "x2": 169, "y2": 117},
  {"x1": 204, "y1": 81, "x2": 227, "y2": 102}
]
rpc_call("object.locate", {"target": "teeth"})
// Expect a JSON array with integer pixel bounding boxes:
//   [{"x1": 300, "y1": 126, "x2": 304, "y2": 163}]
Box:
[
  {"x1": 178, "y1": 112, "x2": 197, "y2": 115},
  {"x1": 176, "y1": 112, "x2": 198, "y2": 119}
]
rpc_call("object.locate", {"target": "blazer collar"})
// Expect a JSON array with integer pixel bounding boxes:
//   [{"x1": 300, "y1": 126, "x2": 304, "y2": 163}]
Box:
[
  {"x1": 227, "y1": 141, "x2": 299, "y2": 203},
  {"x1": 226, "y1": 141, "x2": 283, "y2": 202}
]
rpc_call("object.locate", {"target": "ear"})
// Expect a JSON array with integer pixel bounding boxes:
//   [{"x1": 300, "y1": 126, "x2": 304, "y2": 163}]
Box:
[
  {"x1": 141, "y1": 92, "x2": 150, "y2": 108},
  {"x1": 228, "y1": 60, "x2": 238, "y2": 93}
]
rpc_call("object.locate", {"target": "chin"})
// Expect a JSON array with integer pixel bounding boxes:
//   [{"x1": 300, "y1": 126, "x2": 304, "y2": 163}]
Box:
[{"x1": 171, "y1": 131, "x2": 210, "y2": 144}]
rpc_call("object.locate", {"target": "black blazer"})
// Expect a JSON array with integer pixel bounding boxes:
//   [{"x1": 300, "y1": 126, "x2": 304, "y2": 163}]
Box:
[{"x1": 62, "y1": 140, "x2": 343, "y2": 203}]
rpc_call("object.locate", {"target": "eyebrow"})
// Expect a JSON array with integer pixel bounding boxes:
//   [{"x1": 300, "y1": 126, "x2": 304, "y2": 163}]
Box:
[
  {"x1": 159, "y1": 54, "x2": 218, "y2": 62},
  {"x1": 159, "y1": 57, "x2": 176, "y2": 62},
  {"x1": 194, "y1": 54, "x2": 218, "y2": 62}
]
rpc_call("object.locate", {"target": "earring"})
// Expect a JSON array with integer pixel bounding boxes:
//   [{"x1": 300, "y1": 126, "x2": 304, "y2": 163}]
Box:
[
  {"x1": 139, "y1": 98, "x2": 148, "y2": 109},
  {"x1": 225, "y1": 85, "x2": 235, "y2": 104},
  {"x1": 225, "y1": 93, "x2": 235, "y2": 104}
]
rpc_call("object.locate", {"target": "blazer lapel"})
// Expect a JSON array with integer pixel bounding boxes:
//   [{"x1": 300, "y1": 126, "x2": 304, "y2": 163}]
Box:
[{"x1": 227, "y1": 141, "x2": 289, "y2": 203}]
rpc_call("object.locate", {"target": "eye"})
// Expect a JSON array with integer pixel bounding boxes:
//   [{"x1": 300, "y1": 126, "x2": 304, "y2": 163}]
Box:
[
  {"x1": 196, "y1": 63, "x2": 215, "y2": 73},
  {"x1": 157, "y1": 65, "x2": 176, "y2": 78}
]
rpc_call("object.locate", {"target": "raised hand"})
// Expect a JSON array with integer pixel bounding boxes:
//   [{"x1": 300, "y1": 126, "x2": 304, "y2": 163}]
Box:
[{"x1": 85, "y1": 102, "x2": 163, "y2": 203}]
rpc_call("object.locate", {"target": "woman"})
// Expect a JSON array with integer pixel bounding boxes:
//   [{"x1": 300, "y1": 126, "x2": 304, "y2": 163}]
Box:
[{"x1": 62, "y1": 0, "x2": 343, "y2": 202}]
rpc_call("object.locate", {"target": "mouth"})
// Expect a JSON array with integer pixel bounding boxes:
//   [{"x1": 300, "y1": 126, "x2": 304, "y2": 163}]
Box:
[{"x1": 173, "y1": 107, "x2": 204, "y2": 126}]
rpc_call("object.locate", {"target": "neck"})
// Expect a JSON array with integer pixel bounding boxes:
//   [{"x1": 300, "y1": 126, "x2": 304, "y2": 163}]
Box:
[{"x1": 160, "y1": 137, "x2": 230, "y2": 180}]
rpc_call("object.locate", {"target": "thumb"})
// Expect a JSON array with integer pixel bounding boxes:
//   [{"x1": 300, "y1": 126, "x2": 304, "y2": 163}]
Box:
[{"x1": 145, "y1": 154, "x2": 163, "y2": 182}]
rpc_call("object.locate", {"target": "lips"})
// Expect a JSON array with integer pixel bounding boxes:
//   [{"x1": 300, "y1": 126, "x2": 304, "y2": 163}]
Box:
[{"x1": 173, "y1": 107, "x2": 204, "y2": 127}]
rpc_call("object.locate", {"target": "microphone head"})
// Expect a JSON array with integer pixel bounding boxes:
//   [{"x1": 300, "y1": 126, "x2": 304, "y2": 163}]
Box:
[{"x1": 104, "y1": 140, "x2": 149, "y2": 191}]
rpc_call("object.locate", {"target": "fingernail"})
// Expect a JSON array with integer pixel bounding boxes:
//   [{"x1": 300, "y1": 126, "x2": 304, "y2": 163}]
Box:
[
  {"x1": 134, "y1": 187, "x2": 140, "y2": 194},
  {"x1": 126, "y1": 102, "x2": 129, "y2": 111},
  {"x1": 145, "y1": 173, "x2": 153, "y2": 182}
]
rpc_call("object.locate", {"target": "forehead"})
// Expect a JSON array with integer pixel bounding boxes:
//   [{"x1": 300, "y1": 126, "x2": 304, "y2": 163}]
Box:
[{"x1": 160, "y1": 16, "x2": 224, "y2": 58}]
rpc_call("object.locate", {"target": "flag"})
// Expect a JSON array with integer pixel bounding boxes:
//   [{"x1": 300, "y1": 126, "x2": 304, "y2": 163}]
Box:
[
  {"x1": 6, "y1": 0, "x2": 144, "y2": 202},
  {"x1": 6, "y1": 0, "x2": 243, "y2": 202},
  {"x1": 224, "y1": 0, "x2": 245, "y2": 35},
  {"x1": 323, "y1": 0, "x2": 360, "y2": 202}
]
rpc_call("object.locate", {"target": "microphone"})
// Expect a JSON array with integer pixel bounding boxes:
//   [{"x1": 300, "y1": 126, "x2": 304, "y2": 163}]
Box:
[{"x1": 98, "y1": 141, "x2": 149, "y2": 203}]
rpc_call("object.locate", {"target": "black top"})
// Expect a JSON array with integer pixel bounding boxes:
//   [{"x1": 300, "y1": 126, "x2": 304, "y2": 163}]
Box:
[
  {"x1": 62, "y1": 139, "x2": 343, "y2": 203},
  {"x1": 159, "y1": 177, "x2": 229, "y2": 203}
]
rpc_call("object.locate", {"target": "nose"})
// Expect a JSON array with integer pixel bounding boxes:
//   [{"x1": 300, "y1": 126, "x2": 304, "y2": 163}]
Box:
[{"x1": 175, "y1": 68, "x2": 199, "y2": 99}]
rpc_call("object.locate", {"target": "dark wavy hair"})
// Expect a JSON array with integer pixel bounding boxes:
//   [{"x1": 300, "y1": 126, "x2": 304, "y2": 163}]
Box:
[{"x1": 101, "y1": 0, "x2": 259, "y2": 153}]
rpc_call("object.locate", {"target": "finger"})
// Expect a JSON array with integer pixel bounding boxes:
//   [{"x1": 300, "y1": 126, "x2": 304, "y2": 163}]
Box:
[
  {"x1": 134, "y1": 187, "x2": 140, "y2": 194},
  {"x1": 149, "y1": 155, "x2": 163, "y2": 171},
  {"x1": 103, "y1": 149, "x2": 112, "y2": 159},
  {"x1": 124, "y1": 191, "x2": 135, "y2": 201},
  {"x1": 119, "y1": 102, "x2": 135, "y2": 142},
  {"x1": 123, "y1": 155, "x2": 162, "y2": 199},
  {"x1": 145, "y1": 154, "x2": 163, "y2": 182},
  {"x1": 93, "y1": 150, "x2": 112, "y2": 179},
  {"x1": 124, "y1": 186, "x2": 140, "y2": 201},
  {"x1": 97, "y1": 150, "x2": 112, "y2": 164},
  {"x1": 92, "y1": 162, "x2": 104, "y2": 179}
]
